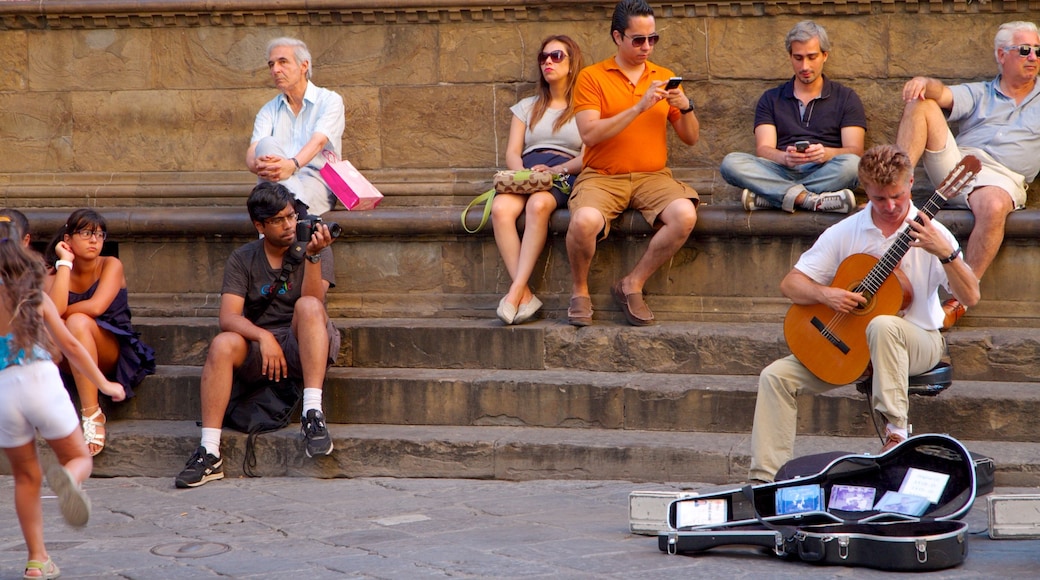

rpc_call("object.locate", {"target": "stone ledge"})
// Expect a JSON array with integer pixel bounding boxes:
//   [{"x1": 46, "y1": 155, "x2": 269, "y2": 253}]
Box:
[{"x1": 18, "y1": 204, "x2": 1040, "y2": 240}]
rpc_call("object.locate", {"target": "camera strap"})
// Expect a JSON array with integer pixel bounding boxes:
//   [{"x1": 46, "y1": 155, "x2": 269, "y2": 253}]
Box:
[{"x1": 245, "y1": 240, "x2": 307, "y2": 322}]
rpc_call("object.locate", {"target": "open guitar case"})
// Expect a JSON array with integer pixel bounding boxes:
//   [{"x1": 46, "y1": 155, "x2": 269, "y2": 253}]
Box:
[{"x1": 658, "y1": 434, "x2": 982, "y2": 571}]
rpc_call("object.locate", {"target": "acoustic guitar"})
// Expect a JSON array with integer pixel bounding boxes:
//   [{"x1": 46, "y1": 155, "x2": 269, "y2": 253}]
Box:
[{"x1": 783, "y1": 155, "x2": 981, "y2": 385}]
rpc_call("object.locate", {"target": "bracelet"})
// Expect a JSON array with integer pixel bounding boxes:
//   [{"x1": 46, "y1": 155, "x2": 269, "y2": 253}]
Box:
[
  {"x1": 290, "y1": 157, "x2": 300, "y2": 173},
  {"x1": 55, "y1": 259, "x2": 73, "y2": 270},
  {"x1": 939, "y1": 247, "x2": 961, "y2": 264}
]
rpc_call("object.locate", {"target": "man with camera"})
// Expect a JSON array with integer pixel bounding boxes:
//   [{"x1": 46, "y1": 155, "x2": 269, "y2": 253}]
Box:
[
  {"x1": 247, "y1": 37, "x2": 345, "y2": 215},
  {"x1": 720, "y1": 20, "x2": 865, "y2": 213},
  {"x1": 176, "y1": 182, "x2": 339, "y2": 488}
]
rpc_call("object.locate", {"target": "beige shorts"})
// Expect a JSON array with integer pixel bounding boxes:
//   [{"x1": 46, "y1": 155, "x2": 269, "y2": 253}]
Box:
[
  {"x1": 923, "y1": 128, "x2": 1027, "y2": 210},
  {"x1": 568, "y1": 169, "x2": 698, "y2": 239}
]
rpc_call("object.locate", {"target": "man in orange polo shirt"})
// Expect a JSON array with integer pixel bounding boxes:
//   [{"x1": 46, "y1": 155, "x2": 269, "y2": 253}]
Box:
[{"x1": 566, "y1": 0, "x2": 700, "y2": 327}]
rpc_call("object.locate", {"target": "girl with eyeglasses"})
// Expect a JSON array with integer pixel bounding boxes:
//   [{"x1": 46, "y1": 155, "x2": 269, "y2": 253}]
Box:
[
  {"x1": 43, "y1": 209, "x2": 155, "y2": 457},
  {"x1": 0, "y1": 217, "x2": 126, "y2": 580},
  {"x1": 491, "y1": 35, "x2": 585, "y2": 325}
]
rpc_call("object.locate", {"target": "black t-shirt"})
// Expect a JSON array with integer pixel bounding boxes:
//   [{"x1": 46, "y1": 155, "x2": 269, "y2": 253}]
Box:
[
  {"x1": 754, "y1": 76, "x2": 866, "y2": 150},
  {"x1": 221, "y1": 240, "x2": 335, "y2": 329}
]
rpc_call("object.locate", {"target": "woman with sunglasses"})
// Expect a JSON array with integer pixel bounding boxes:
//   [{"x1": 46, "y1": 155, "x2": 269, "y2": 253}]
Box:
[
  {"x1": 44, "y1": 209, "x2": 156, "y2": 456},
  {"x1": 491, "y1": 35, "x2": 585, "y2": 325}
]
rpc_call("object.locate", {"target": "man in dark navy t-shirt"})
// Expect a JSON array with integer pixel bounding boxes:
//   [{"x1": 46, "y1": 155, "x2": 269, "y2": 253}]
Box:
[{"x1": 720, "y1": 20, "x2": 866, "y2": 214}]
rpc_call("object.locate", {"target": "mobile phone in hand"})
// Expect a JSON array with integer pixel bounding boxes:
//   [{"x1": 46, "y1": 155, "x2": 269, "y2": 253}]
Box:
[
  {"x1": 665, "y1": 77, "x2": 682, "y2": 90},
  {"x1": 795, "y1": 140, "x2": 810, "y2": 152}
]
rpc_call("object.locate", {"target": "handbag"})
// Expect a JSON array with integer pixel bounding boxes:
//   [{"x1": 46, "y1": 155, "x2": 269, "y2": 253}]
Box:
[
  {"x1": 460, "y1": 169, "x2": 571, "y2": 234},
  {"x1": 318, "y1": 150, "x2": 384, "y2": 211}
]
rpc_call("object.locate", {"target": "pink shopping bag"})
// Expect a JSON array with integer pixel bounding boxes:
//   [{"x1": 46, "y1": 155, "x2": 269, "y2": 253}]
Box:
[{"x1": 319, "y1": 150, "x2": 384, "y2": 210}]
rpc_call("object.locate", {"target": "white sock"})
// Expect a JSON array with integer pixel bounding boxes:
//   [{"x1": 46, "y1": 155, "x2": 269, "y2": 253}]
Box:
[
  {"x1": 886, "y1": 424, "x2": 908, "y2": 440},
  {"x1": 201, "y1": 428, "x2": 221, "y2": 458},
  {"x1": 303, "y1": 388, "x2": 323, "y2": 415}
]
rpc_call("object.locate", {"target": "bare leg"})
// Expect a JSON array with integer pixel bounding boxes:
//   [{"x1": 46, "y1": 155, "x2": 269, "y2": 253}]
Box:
[
  {"x1": 64, "y1": 313, "x2": 120, "y2": 455},
  {"x1": 964, "y1": 186, "x2": 1015, "y2": 280},
  {"x1": 895, "y1": 98, "x2": 950, "y2": 166},
  {"x1": 4, "y1": 442, "x2": 49, "y2": 568},
  {"x1": 490, "y1": 192, "x2": 528, "y2": 307},
  {"x1": 566, "y1": 206, "x2": 606, "y2": 298},
  {"x1": 199, "y1": 332, "x2": 250, "y2": 428},
  {"x1": 292, "y1": 296, "x2": 330, "y2": 391},
  {"x1": 619, "y1": 198, "x2": 697, "y2": 294},
  {"x1": 505, "y1": 192, "x2": 557, "y2": 306}
]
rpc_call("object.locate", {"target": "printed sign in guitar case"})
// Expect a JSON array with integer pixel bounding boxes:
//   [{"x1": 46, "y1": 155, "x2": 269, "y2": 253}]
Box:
[{"x1": 784, "y1": 156, "x2": 981, "y2": 385}]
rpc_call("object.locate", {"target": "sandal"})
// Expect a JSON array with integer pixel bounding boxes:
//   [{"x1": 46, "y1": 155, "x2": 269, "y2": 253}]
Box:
[
  {"x1": 23, "y1": 557, "x2": 60, "y2": 579},
  {"x1": 45, "y1": 464, "x2": 91, "y2": 528},
  {"x1": 81, "y1": 408, "x2": 106, "y2": 457}
]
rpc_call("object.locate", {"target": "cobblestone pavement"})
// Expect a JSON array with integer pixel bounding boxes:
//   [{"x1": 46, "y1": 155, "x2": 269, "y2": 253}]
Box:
[{"x1": 1, "y1": 475, "x2": 1037, "y2": 579}]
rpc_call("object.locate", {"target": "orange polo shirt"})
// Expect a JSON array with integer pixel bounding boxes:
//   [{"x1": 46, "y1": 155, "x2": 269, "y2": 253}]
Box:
[{"x1": 573, "y1": 57, "x2": 681, "y2": 175}]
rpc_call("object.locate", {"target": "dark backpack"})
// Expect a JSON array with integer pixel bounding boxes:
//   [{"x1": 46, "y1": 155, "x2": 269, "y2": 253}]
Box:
[{"x1": 223, "y1": 378, "x2": 301, "y2": 477}]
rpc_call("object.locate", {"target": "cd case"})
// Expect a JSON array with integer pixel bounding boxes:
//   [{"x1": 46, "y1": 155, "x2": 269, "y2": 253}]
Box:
[
  {"x1": 775, "y1": 484, "x2": 823, "y2": 515},
  {"x1": 828, "y1": 485, "x2": 877, "y2": 511},
  {"x1": 874, "y1": 491, "x2": 931, "y2": 516}
]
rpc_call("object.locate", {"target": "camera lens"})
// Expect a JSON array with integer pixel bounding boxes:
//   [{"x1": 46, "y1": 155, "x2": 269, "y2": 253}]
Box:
[{"x1": 327, "y1": 223, "x2": 342, "y2": 239}]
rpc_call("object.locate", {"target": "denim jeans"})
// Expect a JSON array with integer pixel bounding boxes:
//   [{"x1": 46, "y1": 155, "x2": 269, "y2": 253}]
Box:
[{"x1": 720, "y1": 152, "x2": 861, "y2": 208}]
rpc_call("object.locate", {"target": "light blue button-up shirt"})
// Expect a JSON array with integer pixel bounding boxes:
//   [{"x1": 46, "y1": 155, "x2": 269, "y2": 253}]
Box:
[
  {"x1": 949, "y1": 75, "x2": 1040, "y2": 183},
  {"x1": 250, "y1": 80, "x2": 345, "y2": 168}
]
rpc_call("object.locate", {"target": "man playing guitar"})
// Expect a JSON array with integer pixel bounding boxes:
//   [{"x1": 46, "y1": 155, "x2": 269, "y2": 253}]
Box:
[{"x1": 747, "y1": 145, "x2": 980, "y2": 483}]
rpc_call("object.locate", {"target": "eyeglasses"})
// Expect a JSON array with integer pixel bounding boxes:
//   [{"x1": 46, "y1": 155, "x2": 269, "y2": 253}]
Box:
[
  {"x1": 1005, "y1": 44, "x2": 1040, "y2": 58},
  {"x1": 73, "y1": 229, "x2": 106, "y2": 241},
  {"x1": 264, "y1": 213, "x2": 299, "y2": 227},
  {"x1": 537, "y1": 50, "x2": 567, "y2": 65},
  {"x1": 622, "y1": 33, "x2": 660, "y2": 47}
]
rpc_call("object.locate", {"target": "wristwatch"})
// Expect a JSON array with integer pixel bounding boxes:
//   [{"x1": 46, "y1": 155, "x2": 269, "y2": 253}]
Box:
[
  {"x1": 680, "y1": 99, "x2": 696, "y2": 115},
  {"x1": 305, "y1": 254, "x2": 321, "y2": 264}
]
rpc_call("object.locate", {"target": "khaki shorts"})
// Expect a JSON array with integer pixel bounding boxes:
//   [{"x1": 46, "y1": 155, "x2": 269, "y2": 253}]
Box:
[
  {"x1": 568, "y1": 168, "x2": 698, "y2": 239},
  {"x1": 923, "y1": 128, "x2": 1027, "y2": 210}
]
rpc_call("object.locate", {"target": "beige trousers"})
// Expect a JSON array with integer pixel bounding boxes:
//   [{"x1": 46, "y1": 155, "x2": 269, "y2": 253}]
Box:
[{"x1": 748, "y1": 315, "x2": 945, "y2": 482}]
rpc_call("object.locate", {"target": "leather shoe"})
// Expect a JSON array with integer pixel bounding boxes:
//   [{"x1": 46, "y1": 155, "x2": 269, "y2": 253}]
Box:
[
  {"x1": 513, "y1": 295, "x2": 542, "y2": 324},
  {"x1": 941, "y1": 298, "x2": 966, "y2": 330},
  {"x1": 496, "y1": 297, "x2": 517, "y2": 325},
  {"x1": 611, "y1": 281, "x2": 655, "y2": 326},
  {"x1": 567, "y1": 295, "x2": 593, "y2": 327}
]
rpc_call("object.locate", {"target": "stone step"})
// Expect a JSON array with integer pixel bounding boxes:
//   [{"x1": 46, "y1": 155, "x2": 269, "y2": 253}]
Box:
[
  {"x1": 26, "y1": 421, "x2": 1040, "y2": 488},
  {"x1": 137, "y1": 317, "x2": 1040, "y2": 383},
  {"x1": 116, "y1": 366, "x2": 1040, "y2": 442}
]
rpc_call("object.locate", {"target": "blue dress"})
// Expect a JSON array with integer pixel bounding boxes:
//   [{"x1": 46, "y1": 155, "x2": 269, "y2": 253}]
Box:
[{"x1": 67, "y1": 280, "x2": 156, "y2": 398}]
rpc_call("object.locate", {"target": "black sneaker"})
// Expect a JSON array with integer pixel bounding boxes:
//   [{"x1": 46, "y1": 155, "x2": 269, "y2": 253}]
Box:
[
  {"x1": 301, "y1": 409, "x2": 333, "y2": 458},
  {"x1": 175, "y1": 446, "x2": 224, "y2": 488}
]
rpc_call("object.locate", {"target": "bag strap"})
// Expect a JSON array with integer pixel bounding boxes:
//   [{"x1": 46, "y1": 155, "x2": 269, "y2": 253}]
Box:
[
  {"x1": 461, "y1": 188, "x2": 496, "y2": 234},
  {"x1": 245, "y1": 240, "x2": 306, "y2": 321}
]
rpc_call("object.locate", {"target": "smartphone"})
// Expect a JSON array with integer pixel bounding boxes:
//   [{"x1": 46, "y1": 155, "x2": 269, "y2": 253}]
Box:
[
  {"x1": 664, "y1": 77, "x2": 682, "y2": 90},
  {"x1": 795, "y1": 140, "x2": 810, "y2": 152}
]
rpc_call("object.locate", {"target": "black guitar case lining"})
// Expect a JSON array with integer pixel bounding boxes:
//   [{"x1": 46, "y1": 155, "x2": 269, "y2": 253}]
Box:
[{"x1": 658, "y1": 434, "x2": 977, "y2": 571}]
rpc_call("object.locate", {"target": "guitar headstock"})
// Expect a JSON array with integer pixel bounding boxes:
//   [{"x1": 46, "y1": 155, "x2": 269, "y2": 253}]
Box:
[{"x1": 935, "y1": 155, "x2": 981, "y2": 201}]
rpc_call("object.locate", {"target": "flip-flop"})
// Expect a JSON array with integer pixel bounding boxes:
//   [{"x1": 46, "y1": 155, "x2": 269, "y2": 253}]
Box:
[
  {"x1": 611, "y1": 281, "x2": 655, "y2": 326},
  {"x1": 45, "y1": 464, "x2": 91, "y2": 528},
  {"x1": 567, "y1": 295, "x2": 593, "y2": 327},
  {"x1": 23, "y1": 558, "x2": 60, "y2": 579}
]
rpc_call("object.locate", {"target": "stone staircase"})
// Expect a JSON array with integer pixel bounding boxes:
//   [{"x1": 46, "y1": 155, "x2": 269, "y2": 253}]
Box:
[{"x1": 84, "y1": 313, "x2": 1040, "y2": 487}]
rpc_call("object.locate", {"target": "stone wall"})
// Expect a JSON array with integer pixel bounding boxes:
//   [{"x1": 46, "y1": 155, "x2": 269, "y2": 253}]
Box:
[{"x1": 0, "y1": 0, "x2": 1036, "y2": 208}]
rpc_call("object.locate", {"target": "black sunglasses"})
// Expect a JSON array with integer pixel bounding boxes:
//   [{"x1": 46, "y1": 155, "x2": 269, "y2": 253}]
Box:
[
  {"x1": 1006, "y1": 44, "x2": 1040, "y2": 58},
  {"x1": 622, "y1": 33, "x2": 660, "y2": 47},
  {"x1": 537, "y1": 50, "x2": 567, "y2": 65}
]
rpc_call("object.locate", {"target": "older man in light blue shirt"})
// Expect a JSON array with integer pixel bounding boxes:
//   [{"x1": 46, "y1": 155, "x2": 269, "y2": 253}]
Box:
[
  {"x1": 896, "y1": 20, "x2": 1040, "y2": 327},
  {"x1": 247, "y1": 37, "x2": 345, "y2": 215}
]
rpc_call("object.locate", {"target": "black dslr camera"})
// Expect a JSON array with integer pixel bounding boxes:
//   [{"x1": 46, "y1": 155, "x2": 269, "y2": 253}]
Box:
[{"x1": 296, "y1": 214, "x2": 342, "y2": 243}]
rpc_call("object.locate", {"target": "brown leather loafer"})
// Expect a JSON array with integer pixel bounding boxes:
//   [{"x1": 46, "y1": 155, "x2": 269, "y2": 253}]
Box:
[
  {"x1": 567, "y1": 295, "x2": 593, "y2": 327},
  {"x1": 611, "y1": 281, "x2": 655, "y2": 326}
]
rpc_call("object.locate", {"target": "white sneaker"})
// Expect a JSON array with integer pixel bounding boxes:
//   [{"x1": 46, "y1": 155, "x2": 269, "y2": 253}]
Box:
[
  {"x1": 803, "y1": 189, "x2": 856, "y2": 213},
  {"x1": 740, "y1": 189, "x2": 773, "y2": 211}
]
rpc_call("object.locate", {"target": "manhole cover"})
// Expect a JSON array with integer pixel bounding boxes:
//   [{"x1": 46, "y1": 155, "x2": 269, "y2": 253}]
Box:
[{"x1": 150, "y1": 542, "x2": 231, "y2": 559}]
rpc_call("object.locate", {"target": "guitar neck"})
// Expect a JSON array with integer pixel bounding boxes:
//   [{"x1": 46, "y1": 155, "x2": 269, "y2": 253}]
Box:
[{"x1": 856, "y1": 189, "x2": 947, "y2": 297}]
